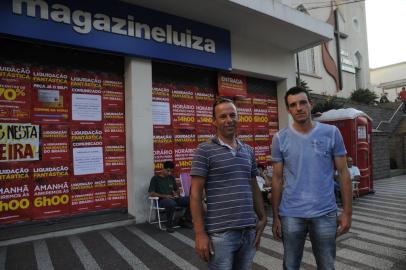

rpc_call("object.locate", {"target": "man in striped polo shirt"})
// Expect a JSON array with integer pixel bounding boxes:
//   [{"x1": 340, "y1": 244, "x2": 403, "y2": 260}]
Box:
[{"x1": 190, "y1": 97, "x2": 267, "y2": 269}]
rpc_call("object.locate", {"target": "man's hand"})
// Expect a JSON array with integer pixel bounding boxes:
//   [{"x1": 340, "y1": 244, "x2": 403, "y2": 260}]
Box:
[
  {"x1": 195, "y1": 232, "x2": 213, "y2": 262},
  {"x1": 254, "y1": 217, "x2": 267, "y2": 249},
  {"x1": 337, "y1": 212, "x2": 351, "y2": 236},
  {"x1": 272, "y1": 216, "x2": 282, "y2": 241}
]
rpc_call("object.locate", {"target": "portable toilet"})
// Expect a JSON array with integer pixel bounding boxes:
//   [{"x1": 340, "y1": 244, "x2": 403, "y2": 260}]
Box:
[{"x1": 314, "y1": 108, "x2": 373, "y2": 195}]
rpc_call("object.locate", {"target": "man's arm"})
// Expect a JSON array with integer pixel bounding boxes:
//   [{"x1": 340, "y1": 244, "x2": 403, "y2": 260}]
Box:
[
  {"x1": 353, "y1": 166, "x2": 361, "y2": 182},
  {"x1": 250, "y1": 177, "x2": 267, "y2": 249},
  {"x1": 335, "y1": 155, "x2": 352, "y2": 236},
  {"x1": 271, "y1": 161, "x2": 283, "y2": 240},
  {"x1": 190, "y1": 175, "x2": 211, "y2": 262}
]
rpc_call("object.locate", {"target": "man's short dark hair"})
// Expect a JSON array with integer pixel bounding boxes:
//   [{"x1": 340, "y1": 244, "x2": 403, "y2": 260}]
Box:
[
  {"x1": 163, "y1": 161, "x2": 175, "y2": 169},
  {"x1": 284, "y1": 86, "x2": 311, "y2": 107},
  {"x1": 212, "y1": 97, "x2": 234, "y2": 117}
]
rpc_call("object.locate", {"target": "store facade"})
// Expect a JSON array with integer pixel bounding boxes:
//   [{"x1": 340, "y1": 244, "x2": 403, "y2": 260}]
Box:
[{"x1": 0, "y1": 0, "x2": 332, "y2": 225}]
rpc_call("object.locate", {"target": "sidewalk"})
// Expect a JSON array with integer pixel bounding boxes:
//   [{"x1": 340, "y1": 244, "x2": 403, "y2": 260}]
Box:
[{"x1": 1, "y1": 176, "x2": 406, "y2": 270}]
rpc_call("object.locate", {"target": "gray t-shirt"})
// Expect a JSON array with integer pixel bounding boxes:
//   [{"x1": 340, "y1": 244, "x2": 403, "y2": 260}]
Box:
[{"x1": 271, "y1": 122, "x2": 346, "y2": 218}]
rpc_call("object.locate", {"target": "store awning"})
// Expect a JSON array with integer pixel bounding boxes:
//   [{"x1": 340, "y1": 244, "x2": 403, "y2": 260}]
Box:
[{"x1": 124, "y1": 0, "x2": 334, "y2": 52}]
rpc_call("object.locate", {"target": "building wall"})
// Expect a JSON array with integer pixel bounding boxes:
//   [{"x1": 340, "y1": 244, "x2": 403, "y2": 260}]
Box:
[
  {"x1": 280, "y1": 0, "x2": 370, "y2": 97},
  {"x1": 371, "y1": 132, "x2": 390, "y2": 180},
  {"x1": 370, "y1": 61, "x2": 406, "y2": 101},
  {"x1": 125, "y1": 34, "x2": 296, "y2": 222}
]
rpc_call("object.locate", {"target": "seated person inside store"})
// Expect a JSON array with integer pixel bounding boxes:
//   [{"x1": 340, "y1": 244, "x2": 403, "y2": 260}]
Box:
[
  {"x1": 256, "y1": 164, "x2": 272, "y2": 205},
  {"x1": 148, "y1": 161, "x2": 192, "y2": 233},
  {"x1": 335, "y1": 156, "x2": 360, "y2": 201}
]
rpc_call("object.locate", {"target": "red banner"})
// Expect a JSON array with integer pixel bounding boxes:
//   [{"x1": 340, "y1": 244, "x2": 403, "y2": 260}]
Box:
[
  {"x1": 195, "y1": 88, "x2": 214, "y2": 128},
  {"x1": 174, "y1": 129, "x2": 196, "y2": 175},
  {"x1": 70, "y1": 124, "x2": 104, "y2": 176},
  {"x1": 235, "y1": 97, "x2": 253, "y2": 129},
  {"x1": 238, "y1": 127, "x2": 254, "y2": 148},
  {"x1": 171, "y1": 87, "x2": 196, "y2": 129},
  {"x1": 31, "y1": 66, "x2": 70, "y2": 123},
  {"x1": 0, "y1": 63, "x2": 31, "y2": 122},
  {"x1": 252, "y1": 95, "x2": 269, "y2": 129},
  {"x1": 254, "y1": 128, "x2": 271, "y2": 165},
  {"x1": 106, "y1": 174, "x2": 127, "y2": 208},
  {"x1": 0, "y1": 163, "x2": 31, "y2": 224},
  {"x1": 103, "y1": 122, "x2": 125, "y2": 140},
  {"x1": 70, "y1": 70, "x2": 103, "y2": 123},
  {"x1": 104, "y1": 137, "x2": 126, "y2": 174},
  {"x1": 31, "y1": 162, "x2": 70, "y2": 219},
  {"x1": 152, "y1": 83, "x2": 172, "y2": 128},
  {"x1": 196, "y1": 128, "x2": 216, "y2": 144},
  {"x1": 267, "y1": 98, "x2": 279, "y2": 134},
  {"x1": 153, "y1": 128, "x2": 174, "y2": 174},
  {"x1": 94, "y1": 175, "x2": 107, "y2": 210},
  {"x1": 41, "y1": 125, "x2": 70, "y2": 161},
  {"x1": 218, "y1": 73, "x2": 247, "y2": 97},
  {"x1": 70, "y1": 176, "x2": 94, "y2": 214}
]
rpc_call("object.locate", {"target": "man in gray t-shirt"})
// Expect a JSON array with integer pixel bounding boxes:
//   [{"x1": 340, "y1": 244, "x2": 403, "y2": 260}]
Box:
[{"x1": 271, "y1": 86, "x2": 352, "y2": 270}]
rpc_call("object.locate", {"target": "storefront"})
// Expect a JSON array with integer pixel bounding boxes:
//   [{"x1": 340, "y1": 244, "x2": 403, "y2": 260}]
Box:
[{"x1": 0, "y1": 0, "x2": 333, "y2": 225}]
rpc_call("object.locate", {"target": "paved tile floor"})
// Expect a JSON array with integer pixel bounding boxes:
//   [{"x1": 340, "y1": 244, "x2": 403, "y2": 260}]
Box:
[{"x1": 1, "y1": 176, "x2": 406, "y2": 269}]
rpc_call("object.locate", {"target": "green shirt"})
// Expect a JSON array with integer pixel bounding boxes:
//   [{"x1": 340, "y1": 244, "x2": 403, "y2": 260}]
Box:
[{"x1": 148, "y1": 175, "x2": 178, "y2": 195}]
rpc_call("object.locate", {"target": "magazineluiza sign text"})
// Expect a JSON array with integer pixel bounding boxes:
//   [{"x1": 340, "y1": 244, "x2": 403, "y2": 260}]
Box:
[{"x1": 0, "y1": 0, "x2": 231, "y2": 70}]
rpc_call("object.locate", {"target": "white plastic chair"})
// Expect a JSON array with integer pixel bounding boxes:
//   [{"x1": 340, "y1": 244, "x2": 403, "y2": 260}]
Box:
[{"x1": 148, "y1": 196, "x2": 166, "y2": 230}]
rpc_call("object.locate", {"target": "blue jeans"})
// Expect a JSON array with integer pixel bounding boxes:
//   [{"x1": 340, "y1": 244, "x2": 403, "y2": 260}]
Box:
[
  {"x1": 208, "y1": 228, "x2": 256, "y2": 270},
  {"x1": 281, "y1": 212, "x2": 337, "y2": 270}
]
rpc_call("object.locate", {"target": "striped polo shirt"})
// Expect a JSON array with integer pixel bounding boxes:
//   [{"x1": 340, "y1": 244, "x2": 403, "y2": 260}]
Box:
[{"x1": 190, "y1": 137, "x2": 258, "y2": 233}]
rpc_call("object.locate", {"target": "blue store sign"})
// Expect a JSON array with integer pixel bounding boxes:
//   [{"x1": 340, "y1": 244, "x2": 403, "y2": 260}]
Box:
[{"x1": 0, "y1": 0, "x2": 231, "y2": 70}]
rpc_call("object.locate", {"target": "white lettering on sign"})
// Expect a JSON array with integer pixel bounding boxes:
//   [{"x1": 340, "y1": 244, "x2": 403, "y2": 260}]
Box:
[{"x1": 12, "y1": 0, "x2": 216, "y2": 53}]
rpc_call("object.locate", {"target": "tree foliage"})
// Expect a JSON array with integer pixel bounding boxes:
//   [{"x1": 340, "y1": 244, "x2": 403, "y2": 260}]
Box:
[
  {"x1": 350, "y1": 88, "x2": 378, "y2": 105},
  {"x1": 311, "y1": 95, "x2": 344, "y2": 114}
]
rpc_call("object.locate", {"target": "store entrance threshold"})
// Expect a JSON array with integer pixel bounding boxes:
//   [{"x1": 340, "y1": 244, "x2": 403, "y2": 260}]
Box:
[{"x1": 0, "y1": 209, "x2": 134, "y2": 246}]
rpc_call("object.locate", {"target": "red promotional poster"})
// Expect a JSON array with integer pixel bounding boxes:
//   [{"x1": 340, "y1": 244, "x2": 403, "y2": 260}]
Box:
[
  {"x1": 267, "y1": 98, "x2": 279, "y2": 134},
  {"x1": 70, "y1": 124, "x2": 104, "y2": 176},
  {"x1": 171, "y1": 87, "x2": 196, "y2": 129},
  {"x1": 153, "y1": 128, "x2": 174, "y2": 174},
  {"x1": 70, "y1": 70, "x2": 103, "y2": 123},
  {"x1": 238, "y1": 127, "x2": 254, "y2": 148},
  {"x1": 31, "y1": 66, "x2": 70, "y2": 123},
  {"x1": 102, "y1": 73, "x2": 124, "y2": 110},
  {"x1": 152, "y1": 83, "x2": 172, "y2": 128},
  {"x1": 40, "y1": 125, "x2": 70, "y2": 161},
  {"x1": 218, "y1": 73, "x2": 247, "y2": 97},
  {"x1": 106, "y1": 174, "x2": 127, "y2": 208},
  {"x1": 103, "y1": 122, "x2": 125, "y2": 140},
  {"x1": 104, "y1": 137, "x2": 126, "y2": 174},
  {"x1": 196, "y1": 128, "x2": 215, "y2": 144},
  {"x1": 70, "y1": 176, "x2": 94, "y2": 214},
  {"x1": 195, "y1": 88, "x2": 214, "y2": 128},
  {"x1": 235, "y1": 97, "x2": 253, "y2": 129},
  {"x1": 0, "y1": 63, "x2": 32, "y2": 122},
  {"x1": 252, "y1": 95, "x2": 269, "y2": 129},
  {"x1": 31, "y1": 163, "x2": 70, "y2": 220},
  {"x1": 254, "y1": 128, "x2": 271, "y2": 165},
  {"x1": 0, "y1": 63, "x2": 32, "y2": 123},
  {"x1": 93, "y1": 175, "x2": 107, "y2": 210},
  {"x1": 173, "y1": 129, "x2": 196, "y2": 175},
  {"x1": 0, "y1": 163, "x2": 31, "y2": 224},
  {"x1": 103, "y1": 108, "x2": 125, "y2": 123}
]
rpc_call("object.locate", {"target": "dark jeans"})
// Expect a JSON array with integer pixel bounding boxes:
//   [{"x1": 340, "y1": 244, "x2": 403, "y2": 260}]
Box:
[{"x1": 159, "y1": 197, "x2": 190, "y2": 227}]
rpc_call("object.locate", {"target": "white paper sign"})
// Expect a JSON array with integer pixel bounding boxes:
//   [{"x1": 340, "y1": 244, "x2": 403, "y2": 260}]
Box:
[
  {"x1": 72, "y1": 94, "x2": 102, "y2": 121},
  {"x1": 152, "y1": 101, "x2": 171, "y2": 125},
  {"x1": 357, "y1": 126, "x2": 367, "y2": 139},
  {"x1": 73, "y1": 147, "x2": 104, "y2": 175}
]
